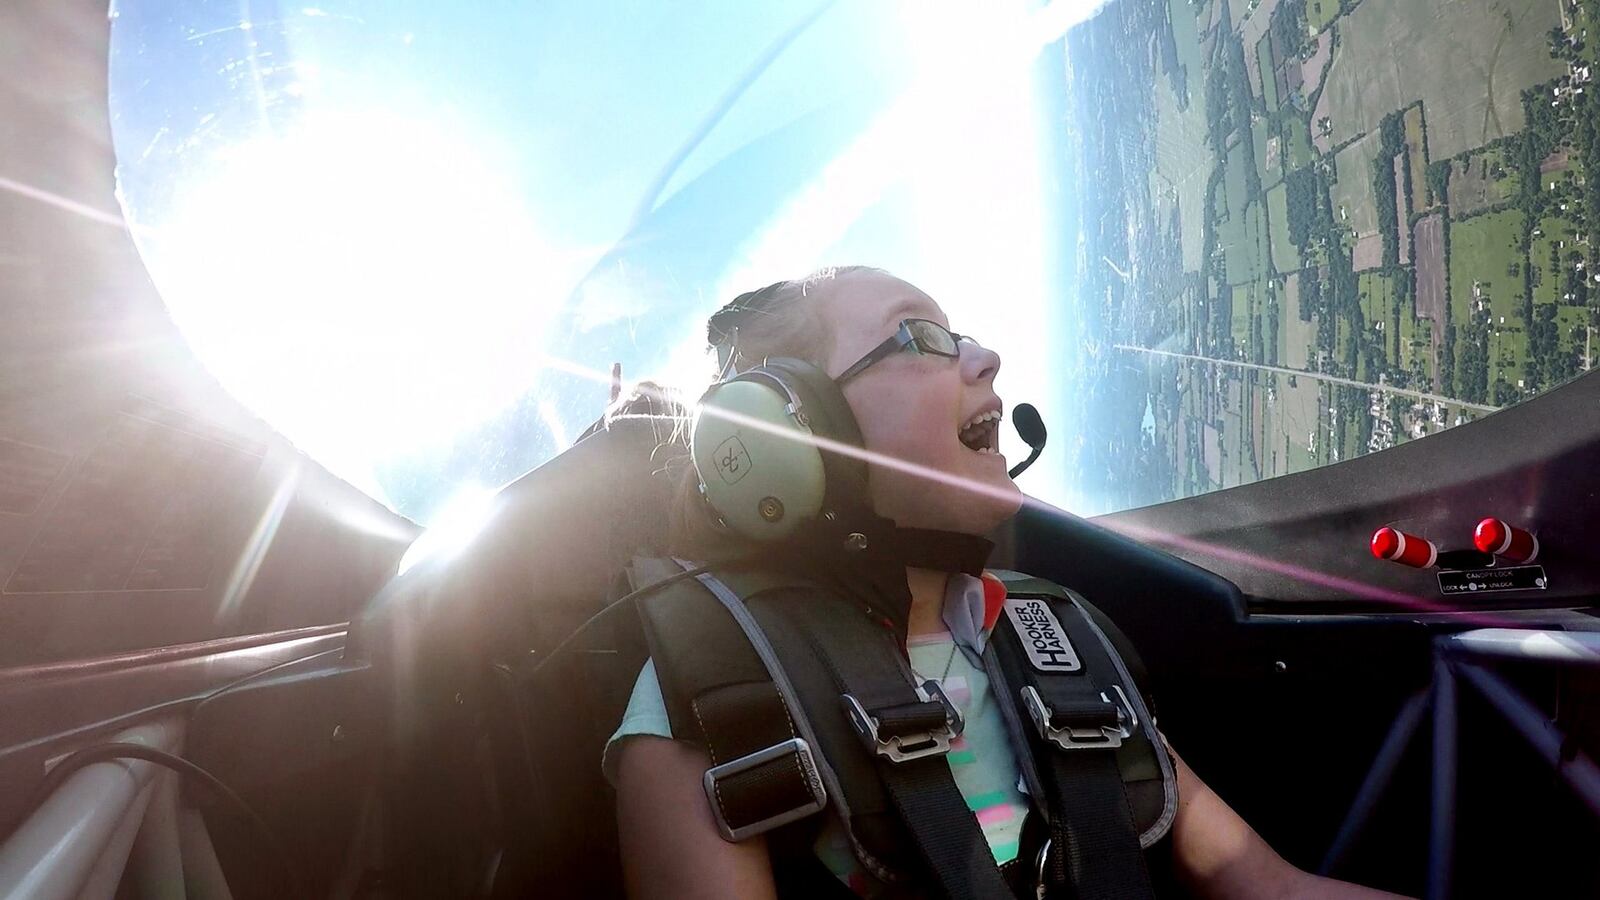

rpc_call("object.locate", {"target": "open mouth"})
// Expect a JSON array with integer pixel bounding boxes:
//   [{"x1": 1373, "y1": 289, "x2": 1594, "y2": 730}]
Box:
[{"x1": 958, "y1": 409, "x2": 1002, "y2": 455}]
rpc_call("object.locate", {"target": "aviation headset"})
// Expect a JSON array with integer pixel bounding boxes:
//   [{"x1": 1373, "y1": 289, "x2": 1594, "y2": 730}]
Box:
[{"x1": 689, "y1": 282, "x2": 870, "y2": 542}]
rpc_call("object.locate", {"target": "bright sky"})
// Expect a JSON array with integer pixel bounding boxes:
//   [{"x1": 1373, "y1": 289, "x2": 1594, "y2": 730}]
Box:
[{"x1": 108, "y1": 0, "x2": 1107, "y2": 523}]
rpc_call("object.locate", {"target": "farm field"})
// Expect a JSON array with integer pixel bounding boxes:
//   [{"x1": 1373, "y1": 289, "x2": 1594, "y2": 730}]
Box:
[
  {"x1": 1253, "y1": 119, "x2": 1276, "y2": 188},
  {"x1": 1126, "y1": 0, "x2": 1597, "y2": 509},
  {"x1": 1265, "y1": 182, "x2": 1299, "y2": 274},
  {"x1": 1231, "y1": 280, "x2": 1258, "y2": 347},
  {"x1": 1222, "y1": 202, "x2": 1269, "y2": 288},
  {"x1": 1151, "y1": 79, "x2": 1213, "y2": 269},
  {"x1": 1357, "y1": 270, "x2": 1395, "y2": 334},
  {"x1": 1305, "y1": 0, "x2": 1338, "y2": 32},
  {"x1": 1277, "y1": 274, "x2": 1316, "y2": 369},
  {"x1": 1540, "y1": 152, "x2": 1581, "y2": 192},
  {"x1": 1448, "y1": 210, "x2": 1525, "y2": 394},
  {"x1": 1402, "y1": 105, "x2": 1429, "y2": 207},
  {"x1": 1448, "y1": 148, "x2": 1519, "y2": 217},
  {"x1": 1530, "y1": 217, "x2": 1582, "y2": 306},
  {"x1": 1317, "y1": 0, "x2": 1564, "y2": 160},
  {"x1": 1256, "y1": 36, "x2": 1278, "y2": 110},
  {"x1": 1396, "y1": 297, "x2": 1434, "y2": 385},
  {"x1": 1412, "y1": 214, "x2": 1447, "y2": 362},
  {"x1": 1331, "y1": 131, "x2": 1382, "y2": 238},
  {"x1": 1283, "y1": 115, "x2": 1314, "y2": 169},
  {"x1": 1556, "y1": 307, "x2": 1592, "y2": 370},
  {"x1": 1449, "y1": 210, "x2": 1525, "y2": 322}
]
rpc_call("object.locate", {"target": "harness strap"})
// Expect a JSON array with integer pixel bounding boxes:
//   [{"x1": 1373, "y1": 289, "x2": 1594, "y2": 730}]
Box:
[
  {"x1": 631, "y1": 559, "x2": 827, "y2": 842},
  {"x1": 1040, "y1": 751, "x2": 1153, "y2": 900},
  {"x1": 766, "y1": 599, "x2": 1017, "y2": 900},
  {"x1": 989, "y1": 588, "x2": 1156, "y2": 900}
]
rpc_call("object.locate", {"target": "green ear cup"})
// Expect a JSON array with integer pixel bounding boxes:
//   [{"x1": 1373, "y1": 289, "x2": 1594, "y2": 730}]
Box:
[{"x1": 692, "y1": 378, "x2": 827, "y2": 541}]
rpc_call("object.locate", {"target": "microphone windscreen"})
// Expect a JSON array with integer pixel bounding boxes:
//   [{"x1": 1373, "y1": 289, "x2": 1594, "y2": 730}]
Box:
[{"x1": 1013, "y1": 403, "x2": 1047, "y2": 448}]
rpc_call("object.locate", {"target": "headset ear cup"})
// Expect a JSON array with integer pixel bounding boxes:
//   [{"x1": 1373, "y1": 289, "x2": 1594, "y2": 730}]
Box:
[
  {"x1": 691, "y1": 375, "x2": 826, "y2": 541},
  {"x1": 691, "y1": 357, "x2": 869, "y2": 542}
]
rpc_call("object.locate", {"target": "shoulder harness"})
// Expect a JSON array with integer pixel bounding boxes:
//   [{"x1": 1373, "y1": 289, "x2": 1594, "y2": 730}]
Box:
[{"x1": 629, "y1": 557, "x2": 1177, "y2": 900}]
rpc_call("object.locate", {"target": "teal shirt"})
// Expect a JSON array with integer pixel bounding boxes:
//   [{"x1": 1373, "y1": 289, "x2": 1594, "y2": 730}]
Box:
[{"x1": 604, "y1": 631, "x2": 1031, "y2": 896}]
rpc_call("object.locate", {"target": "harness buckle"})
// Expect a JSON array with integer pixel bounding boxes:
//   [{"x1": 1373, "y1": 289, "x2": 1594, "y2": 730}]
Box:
[
  {"x1": 842, "y1": 681, "x2": 964, "y2": 764},
  {"x1": 703, "y1": 737, "x2": 828, "y2": 841},
  {"x1": 1021, "y1": 684, "x2": 1134, "y2": 751}
]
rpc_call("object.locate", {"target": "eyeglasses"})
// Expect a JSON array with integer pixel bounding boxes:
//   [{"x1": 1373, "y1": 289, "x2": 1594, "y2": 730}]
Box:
[{"x1": 835, "y1": 318, "x2": 973, "y2": 385}]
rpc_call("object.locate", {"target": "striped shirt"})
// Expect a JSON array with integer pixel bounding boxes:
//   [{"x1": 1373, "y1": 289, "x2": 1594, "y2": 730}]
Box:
[{"x1": 603, "y1": 630, "x2": 1030, "y2": 897}]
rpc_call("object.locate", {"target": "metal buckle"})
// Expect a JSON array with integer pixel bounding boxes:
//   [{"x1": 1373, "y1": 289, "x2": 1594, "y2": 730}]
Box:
[
  {"x1": 1034, "y1": 837, "x2": 1053, "y2": 900},
  {"x1": 1021, "y1": 685, "x2": 1133, "y2": 751},
  {"x1": 842, "y1": 681, "x2": 963, "y2": 763},
  {"x1": 703, "y1": 737, "x2": 827, "y2": 841}
]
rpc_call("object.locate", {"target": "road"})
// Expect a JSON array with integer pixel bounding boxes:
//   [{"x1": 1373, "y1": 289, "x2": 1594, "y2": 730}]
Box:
[{"x1": 1113, "y1": 344, "x2": 1502, "y2": 412}]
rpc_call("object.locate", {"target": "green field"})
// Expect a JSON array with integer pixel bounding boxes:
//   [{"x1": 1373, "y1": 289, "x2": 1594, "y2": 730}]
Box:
[
  {"x1": 1449, "y1": 210, "x2": 1525, "y2": 317},
  {"x1": 1331, "y1": 131, "x2": 1382, "y2": 237},
  {"x1": 1448, "y1": 147, "x2": 1519, "y2": 216},
  {"x1": 1557, "y1": 307, "x2": 1591, "y2": 369},
  {"x1": 1151, "y1": 0, "x2": 1214, "y2": 272},
  {"x1": 1230, "y1": 281, "x2": 1256, "y2": 347},
  {"x1": 1402, "y1": 105, "x2": 1429, "y2": 207},
  {"x1": 1278, "y1": 274, "x2": 1317, "y2": 369},
  {"x1": 1265, "y1": 183, "x2": 1300, "y2": 273},
  {"x1": 1396, "y1": 293, "x2": 1435, "y2": 384},
  {"x1": 1152, "y1": 83, "x2": 1215, "y2": 270},
  {"x1": 1129, "y1": 0, "x2": 1597, "y2": 507},
  {"x1": 1530, "y1": 216, "x2": 1580, "y2": 306},
  {"x1": 1224, "y1": 140, "x2": 1250, "y2": 215},
  {"x1": 1169, "y1": 0, "x2": 1206, "y2": 76},
  {"x1": 1216, "y1": 139, "x2": 1258, "y2": 287},
  {"x1": 1283, "y1": 115, "x2": 1315, "y2": 169},
  {"x1": 1222, "y1": 201, "x2": 1269, "y2": 287},
  {"x1": 1253, "y1": 118, "x2": 1277, "y2": 189},
  {"x1": 1542, "y1": 165, "x2": 1579, "y2": 193},
  {"x1": 1257, "y1": 35, "x2": 1279, "y2": 111},
  {"x1": 1358, "y1": 270, "x2": 1395, "y2": 333},
  {"x1": 1577, "y1": 2, "x2": 1600, "y2": 66},
  {"x1": 1306, "y1": 0, "x2": 1338, "y2": 32},
  {"x1": 1334, "y1": 306, "x2": 1353, "y2": 366},
  {"x1": 1487, "y1": 321, "x2": 1527, "y2": 392},
  {"x1": 1448, "y1": 210, "x2": 1526, "y2": 389},
  {"x1": 1227, "y1": 0, "x2": 1255, "y2": 28},
  {"x1": 1318, "y1": 0, "x2": 1565, "y2": 160},
  {"x1": 1352, "y1": 266, "x2": 1439, "y2": 386}
]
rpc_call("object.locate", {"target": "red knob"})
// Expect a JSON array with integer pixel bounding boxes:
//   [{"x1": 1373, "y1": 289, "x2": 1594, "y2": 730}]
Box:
[
  {"x1": 1370, "y1": 527, "x2": 1438, "y2": 568},
  {"x1": 1473, "y1": 517, "x2": 1539, "y2": 563}
]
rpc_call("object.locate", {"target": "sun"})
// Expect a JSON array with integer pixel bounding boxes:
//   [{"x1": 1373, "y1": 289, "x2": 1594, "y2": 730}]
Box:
[{"x1": 136, "y1": 109, "x2": 579, "y2": 504}]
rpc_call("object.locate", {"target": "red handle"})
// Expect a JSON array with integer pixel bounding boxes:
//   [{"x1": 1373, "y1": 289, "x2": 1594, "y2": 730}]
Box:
[
  {"x1": 1370, "y1": 527, "x2": 1438, "y2": 568},
  {"x1": 1473, "y1": 518, "x2": 1538, "y2": 563}
]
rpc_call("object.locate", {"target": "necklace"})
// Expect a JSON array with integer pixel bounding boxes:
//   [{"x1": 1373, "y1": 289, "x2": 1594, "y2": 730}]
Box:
[{"x1": 911, "y1": 638, "x2": 961, "y2": 686}]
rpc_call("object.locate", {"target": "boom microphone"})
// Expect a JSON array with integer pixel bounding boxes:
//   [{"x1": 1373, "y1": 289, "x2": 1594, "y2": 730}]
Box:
[{"x1": 1008, "y1": 403, "x2": 1046, "y2": 479}]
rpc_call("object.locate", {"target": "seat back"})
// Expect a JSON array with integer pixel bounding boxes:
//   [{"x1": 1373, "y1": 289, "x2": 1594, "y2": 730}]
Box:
[{"x1": 353, "y1": 409, "x2": 686, "y2": 897}]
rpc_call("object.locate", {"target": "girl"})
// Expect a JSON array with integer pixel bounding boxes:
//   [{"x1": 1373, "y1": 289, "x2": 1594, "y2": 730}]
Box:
[{"x1": 607, "y1": 267, "x2": 1403, "y2": 900}]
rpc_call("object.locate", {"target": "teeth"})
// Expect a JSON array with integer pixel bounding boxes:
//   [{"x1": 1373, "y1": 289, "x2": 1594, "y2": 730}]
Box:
[
  {"x1": 958, "y1": 408, "x2": 1003, "y2": 455},
  {"x1": 960, "y1": 409, "x2": 1002, "y2": 431}
]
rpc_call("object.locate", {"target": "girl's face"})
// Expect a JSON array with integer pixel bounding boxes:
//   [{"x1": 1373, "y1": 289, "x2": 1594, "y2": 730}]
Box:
[{"x1": 819, "y1": 272, "x2": 1023, "y2": 535}]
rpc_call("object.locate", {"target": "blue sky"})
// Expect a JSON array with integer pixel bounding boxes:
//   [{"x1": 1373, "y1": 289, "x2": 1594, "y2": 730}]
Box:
[{"x1": 109, "y1": 0, "x2": 1092, "y2": 523}]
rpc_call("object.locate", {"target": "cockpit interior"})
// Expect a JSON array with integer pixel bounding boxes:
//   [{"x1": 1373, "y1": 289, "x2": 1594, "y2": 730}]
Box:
[{"x1": 2, "y1": 1, "x2": 1597, "y2": 898}]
